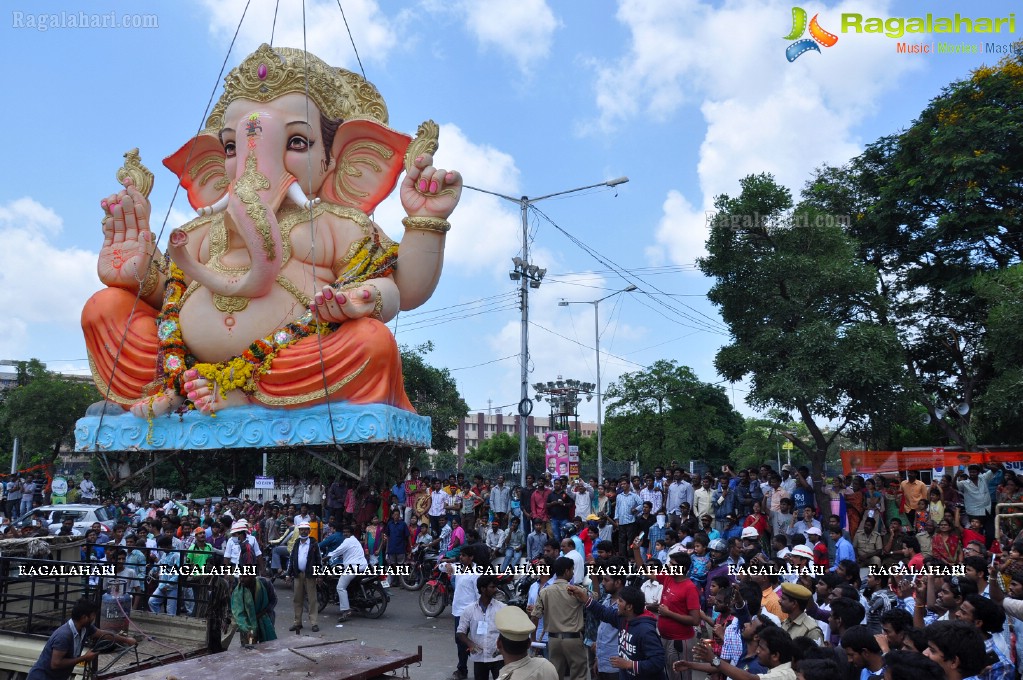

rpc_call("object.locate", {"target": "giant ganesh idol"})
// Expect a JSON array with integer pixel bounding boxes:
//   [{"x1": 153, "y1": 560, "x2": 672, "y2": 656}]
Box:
[{"x1": 81, "y1": 44, "x2": 460, "y2": 432}]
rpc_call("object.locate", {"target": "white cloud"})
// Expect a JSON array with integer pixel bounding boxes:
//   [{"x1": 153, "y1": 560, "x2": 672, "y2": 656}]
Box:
[
  {"x1": 457, "y1": 0, "x2": 559, "y2": 72},
  {"x1": 0, "y1": 198, "x2": 99, "y2": 359},
  {"x1": 489, "y1": 271, "x2": 646, "y2": 421},
  {"x1": 374, "y1": 123, "x2": 523, "y2": 276},
  {"x1": 590, "y1": 0, "x2": 922, "y2": 268},
  {"x1": 197, "y1": 0, "x2": 399, "y2": 69}
]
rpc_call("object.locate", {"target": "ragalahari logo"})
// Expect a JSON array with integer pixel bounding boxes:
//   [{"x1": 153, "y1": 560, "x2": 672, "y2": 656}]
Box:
[{"x1": 784, "y1": 7, "x2": 839, "y2": 61}]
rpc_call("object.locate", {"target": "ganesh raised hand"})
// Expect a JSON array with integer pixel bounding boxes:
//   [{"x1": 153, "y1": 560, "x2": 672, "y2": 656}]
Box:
[
  {"x1": 98, "y1": 178, "x2": 160, "y2": 296},
  {"x1": 400, "y1": 153, "x2": 462, "y2": 219}
]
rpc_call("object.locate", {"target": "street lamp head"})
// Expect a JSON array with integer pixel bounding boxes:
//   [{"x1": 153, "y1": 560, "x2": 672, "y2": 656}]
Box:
[
  {"x1": 509, "y1": 271, "x2": 521, "y2": 281},
  {"x1": 624, "y1": 284, "x2": 638, "y2": 292},
  {"x1": 605, "y1": 176, "x2": 629, "y2": 188},
  {"x1": 558, "y1": 300, "x2": 568, "y2": 307}
]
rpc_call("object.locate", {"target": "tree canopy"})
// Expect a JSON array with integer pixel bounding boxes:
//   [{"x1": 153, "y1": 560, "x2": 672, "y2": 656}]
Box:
[
  {"x1": 601, "y1": 359, "x2": 744, "y2": 468},
  {"x1": 0, "y1": 359, "x2": 99, "y2": 467}
]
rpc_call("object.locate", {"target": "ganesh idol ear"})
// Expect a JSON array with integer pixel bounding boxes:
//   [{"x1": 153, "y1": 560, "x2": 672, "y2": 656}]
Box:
[
  {"x1": 321, "y1": 119, "x2": 412, "y2": 214},
  {"x1": 162, "y1": 134, "x2": 229, "y2": 212}
]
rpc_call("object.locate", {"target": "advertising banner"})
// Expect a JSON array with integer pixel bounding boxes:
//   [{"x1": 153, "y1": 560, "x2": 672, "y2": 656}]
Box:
[
  {"x1": 544, "y1": 431, "x2": 570, "y2": 478},
  {"x1": 842, "y1": 449, "x2": 1023, "y2": 475},
  {"x1": 568, "y1": 445, "x2": 580, "y2": 477}
]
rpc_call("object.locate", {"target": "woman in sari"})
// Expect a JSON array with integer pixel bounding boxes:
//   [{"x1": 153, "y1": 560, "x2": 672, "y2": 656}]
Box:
[
  {"x1": 931, "y1": 519, "x2": 962, "y2": 563},
  {"x1": 231, "y1": 574, "x2": 278, "y2": 645},
  {"x1": 364, "y1": 516, "x2": 385, "y2": 566},
  {"x1": 743, "y1": 500, "x2": 770, "y2": 551},
  {"x1": 863, "y1": 478, "x2": 885, "y2": 532},
  {"x1": 843, "y1": 476, "x2": 865, "y2": 538}
]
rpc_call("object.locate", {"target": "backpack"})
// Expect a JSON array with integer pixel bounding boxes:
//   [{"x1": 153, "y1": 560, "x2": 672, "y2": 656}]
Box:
[{"x1": 238, "y1": 538, "x2": 258, "y2": 568}]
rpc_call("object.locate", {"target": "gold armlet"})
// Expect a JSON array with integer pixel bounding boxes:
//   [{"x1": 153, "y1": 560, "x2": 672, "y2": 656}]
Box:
[
  {"x1": 402, "y1": 215, "x2": 451, "y2": 234},
  {"x1": 366, "y1": 283, "x2": 384, "y2": 320},
  {"x1": 337, "y1": 282, "x2": 385, "y2": 320},
  {"x1": 138, "y1": 259, "x2": 162, "y2": 298}
]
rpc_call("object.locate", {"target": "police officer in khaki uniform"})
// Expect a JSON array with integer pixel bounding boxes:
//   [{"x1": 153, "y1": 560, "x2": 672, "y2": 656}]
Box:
[
  {"x1": 496, "y1": 607, "x2": 557, "y2": 680},
  {"x1": 779, "y1": 582, "x2": 824, "y2": 644},
  {"x1": 530, "y1": 557, "x2": 588, "y2": 680}
]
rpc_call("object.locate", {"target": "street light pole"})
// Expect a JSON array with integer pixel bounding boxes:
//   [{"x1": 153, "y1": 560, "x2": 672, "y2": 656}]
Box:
[
  {"x1": 560, "y1": 284, "x2": 637, "y2": 483},
  {"x1": 466, "y1": 177, "x2": 629, "y2": 488}
]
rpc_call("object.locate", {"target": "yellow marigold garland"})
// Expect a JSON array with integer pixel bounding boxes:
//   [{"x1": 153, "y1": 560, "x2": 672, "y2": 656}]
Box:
[{"x1": 152, "y1": 227, "x2": 398, "y2": 410}]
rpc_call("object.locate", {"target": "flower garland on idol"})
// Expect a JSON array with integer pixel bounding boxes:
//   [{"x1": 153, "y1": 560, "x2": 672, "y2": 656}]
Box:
[{"x1": 152, "y1": 232, "x2": 398, "y2": 413}]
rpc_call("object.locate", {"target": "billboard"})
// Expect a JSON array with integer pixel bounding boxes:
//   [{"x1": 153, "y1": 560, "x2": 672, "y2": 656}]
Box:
[{"x1": 544, "y1": 431, "x2": 570, "y2": 479}]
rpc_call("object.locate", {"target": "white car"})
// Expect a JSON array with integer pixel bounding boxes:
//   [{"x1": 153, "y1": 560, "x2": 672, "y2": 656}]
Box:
[{"x1": 12, "y1": 504, "x2": 116, "y2": 536}]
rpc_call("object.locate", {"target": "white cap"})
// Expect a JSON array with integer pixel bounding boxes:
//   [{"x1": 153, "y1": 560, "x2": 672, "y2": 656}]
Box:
[
  {"x1": 790, "y1": 544, "x2": 815, "y2": 560},
  {"x1": 741, "y1": 527, "x2": 759, "y2": 540},
  {"x1": 230, "y1": 519, "x2": 249, "y2": 533},
  {"x1": 806, "y1": 526, "x2": 822, "y2": 536}
]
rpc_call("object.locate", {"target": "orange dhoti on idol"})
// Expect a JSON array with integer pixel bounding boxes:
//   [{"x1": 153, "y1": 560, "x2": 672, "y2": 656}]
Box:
[{"x1": 82, "y1": 286, "x2": 414, "y2": 411}]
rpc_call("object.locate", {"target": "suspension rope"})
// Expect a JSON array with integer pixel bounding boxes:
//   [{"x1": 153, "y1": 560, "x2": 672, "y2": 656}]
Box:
[
  {"x1": 91, "y1": 0, "x2": 253, "y2": 452},
  {"x1": 270, "y1": 0, "x2": 281, "y2": 46},
  {"x1": 302, "y1": 0, "x2": 341, "y2": 447},
  {"x1": 335, "y1": 0, "x2": 366, "y2": 79}
]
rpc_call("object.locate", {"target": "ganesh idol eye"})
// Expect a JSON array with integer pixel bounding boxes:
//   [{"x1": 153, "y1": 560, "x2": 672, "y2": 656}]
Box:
[
  {"x1": 287, "y1": 135, "x2": 313, "y2": 152},
  {"x1": 223, "y1": 140, "x2": 236, "y2": 157}
]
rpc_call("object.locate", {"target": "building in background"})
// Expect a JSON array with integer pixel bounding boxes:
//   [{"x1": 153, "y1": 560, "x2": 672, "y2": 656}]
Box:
[{"x1": 449, "y1": 412, "x2": 597, "y2": 458}]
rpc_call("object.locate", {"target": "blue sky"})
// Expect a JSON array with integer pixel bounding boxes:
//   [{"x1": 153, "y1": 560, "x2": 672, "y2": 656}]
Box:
[{"x1": 0, "y1": 0, "x2": 1016, "y2": 424}]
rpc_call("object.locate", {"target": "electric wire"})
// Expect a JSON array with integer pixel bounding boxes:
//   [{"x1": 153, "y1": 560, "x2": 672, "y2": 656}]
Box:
[
  {"x1": 528, "y1": 321, "x2": 646, "y2": 370},
  {"x1": 92, "y1": 0, "x2": 253, "y2": 450},
  {"x1": 531, "y1": 205, "x2": 728, "y2": 335},
  {"x1": 448, "y1": 354, "x2": 518, "y2": 372}
]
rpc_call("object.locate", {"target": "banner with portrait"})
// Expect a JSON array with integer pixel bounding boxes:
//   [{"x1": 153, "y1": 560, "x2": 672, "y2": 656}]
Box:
[{"x1": 544, "y1": 431, "x2": 570, "y2": 478}]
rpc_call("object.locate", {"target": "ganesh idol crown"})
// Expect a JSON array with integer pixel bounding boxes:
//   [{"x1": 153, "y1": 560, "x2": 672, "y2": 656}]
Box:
[{"x1": 82, "y1": 44, "x2": 461, "y2": 422}]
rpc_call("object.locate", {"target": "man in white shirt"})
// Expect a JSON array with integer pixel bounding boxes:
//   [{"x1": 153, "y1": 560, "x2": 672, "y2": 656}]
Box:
[
  {"x1": 428, "y1": 480, "x2": 448, "y2": 536},
  {"x1": 304, "y1": 477, "x2": 324, "y2": 517},
  {"x1": 442, "y1": 545, "x2": 483, "y2": 680},
  {"x1": 484, "y1": 521, "x2": 506, "y2": 563},
  {"x1": 328, "y1": 527, "x2": 368, "y2": 622},
  {"x1": 666, "y1": 471, "x2": 694, "y2": 519},
  {"x1": 293, "y1": 504, "x2": 312, "y2": 527},
  {"x1": 79, "y1": 473, "x2": 97, "y2": 503},
  {"x1": 456, "y1": 575, "x2": 506, "y2": 680},
  {"x1": 694, "y1": 476, "x2": 715, "y2": 520},
  {"x1": 223, "y1": 519, "x2": 263, "y2": 569},
  {"x1": 559, "y1": 538, "x2": 585, "y2": 585},
  {"x1": 567, "y1": 480, "x2": 592, "y2": 522},
  {"x1": 20, "y1": 478, "x2": 36, "y2": 516}
]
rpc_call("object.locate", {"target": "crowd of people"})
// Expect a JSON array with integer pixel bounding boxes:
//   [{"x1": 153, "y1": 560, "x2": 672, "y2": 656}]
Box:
[{"x1": 6, "y1": 460, "x2": 1023, "y2": 680}]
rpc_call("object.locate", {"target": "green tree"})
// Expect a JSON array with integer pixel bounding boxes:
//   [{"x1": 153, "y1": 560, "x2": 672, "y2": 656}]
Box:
[
  {"x1": 601, "y1": 359, "x2": 744, "y2": 469},
  {"x1": 699, "y1": 174, "x2": 904, "y2": 510},
  {"x1": 466, "y1": 432, "x2": 545, "y2": 470},
  {"x1": 807, "y1": 54, "x2": 1023, "y2": 450},
  {"x1": 401, "y1": 342, "x2": 469, "y2": 453},
  {"x1": 0, "y1": 359, "x2": 99, "y2": 466}
]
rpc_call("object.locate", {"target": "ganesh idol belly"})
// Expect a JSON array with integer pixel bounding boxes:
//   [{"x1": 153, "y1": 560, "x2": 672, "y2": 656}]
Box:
[{"x1": 176, "y1": 208, "x2": 360, "y2": 362}]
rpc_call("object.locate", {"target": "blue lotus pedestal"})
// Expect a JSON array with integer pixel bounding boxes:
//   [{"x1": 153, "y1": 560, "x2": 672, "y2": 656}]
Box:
[{"x1": 74, "y1": 403, "x2": 432, "y2": 452}]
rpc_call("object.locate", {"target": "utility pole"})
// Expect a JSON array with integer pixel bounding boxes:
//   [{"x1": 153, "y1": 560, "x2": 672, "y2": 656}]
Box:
[{"x1": 465, "y1": 177, "x2": 629, "y2": 487}]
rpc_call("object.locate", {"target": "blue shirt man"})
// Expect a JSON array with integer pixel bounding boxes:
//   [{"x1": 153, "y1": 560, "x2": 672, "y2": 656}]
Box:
[
  {"x1": 829, "y1": 529, "x2": 856, "y2": 570},
  {"x1": 614, "y1": 485, "x2": 641, "y2": 525}
]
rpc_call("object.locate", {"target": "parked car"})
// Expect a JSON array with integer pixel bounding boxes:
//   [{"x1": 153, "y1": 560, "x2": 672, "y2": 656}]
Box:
[{"x1": 12, "y1": 504, "x2": 116, "y2": 536}]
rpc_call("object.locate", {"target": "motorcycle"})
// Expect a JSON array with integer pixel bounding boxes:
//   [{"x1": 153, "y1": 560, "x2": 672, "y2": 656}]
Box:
[
  {"x1": 417, "y1": 563, "x2": 516, "y2": 617},
  {"x1": 419, "y1": 565, "x2": 452, "y2": 617},
  {"x1": 316, "y1": 571, "x2": 389, "y2": 618},
  {"x1": 400, "y1": 544, "x2": 439, "y2": 591}
]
